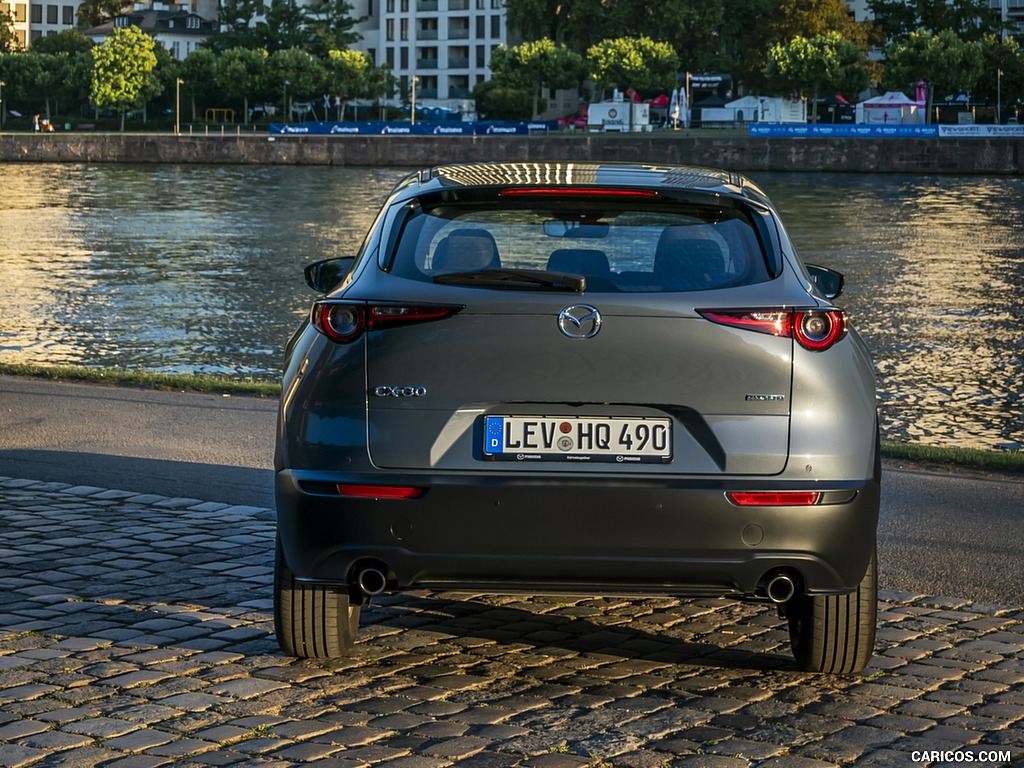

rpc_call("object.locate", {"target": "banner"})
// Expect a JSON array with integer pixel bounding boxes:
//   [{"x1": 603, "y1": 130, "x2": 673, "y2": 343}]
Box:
[
  {"x1": 270, "y1": 120, "x2": 558, "y2": 136},
  {"x1": 750, "y1": 124, "x2": 938, "y2": 138},
  {"x1": 937, "y1": 125, "x2": 1024, "y2": 138}
]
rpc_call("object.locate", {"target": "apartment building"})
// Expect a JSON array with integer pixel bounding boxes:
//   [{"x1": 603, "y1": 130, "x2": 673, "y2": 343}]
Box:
[
  {"x1": 1, "y1": 0, "x2": 80, "y2": 47},
  {"x1": 350, "y1": 0, "x2": 508, "y2": 111}
]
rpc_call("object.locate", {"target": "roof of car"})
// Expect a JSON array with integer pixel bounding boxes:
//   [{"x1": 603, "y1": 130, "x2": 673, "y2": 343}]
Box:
[{"x1": 399, "y1": 162, "x2": 771, "y2": 207}]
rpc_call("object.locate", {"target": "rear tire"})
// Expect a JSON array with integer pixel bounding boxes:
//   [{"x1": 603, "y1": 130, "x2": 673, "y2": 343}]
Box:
[
  {"x1": 787, "y1": 547, "x2": 877, "y2": 674},
  {"x1": 274, "y1": 537, "x2": 360, "y2": 658}
]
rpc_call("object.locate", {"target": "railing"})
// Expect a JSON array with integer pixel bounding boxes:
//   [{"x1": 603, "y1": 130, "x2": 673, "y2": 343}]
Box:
[
  {"x1": 417, "y1": 0, "x2": 438, "y2": 9},
  {"x1": 416, "y1": 58, "x2": 439, "y2": 69},
  {"x1": 448, "y1": 27, "x2": 470, "y2": 39},
  {"x1": 448, "y1": 0, "x2": 468, "y2": 8},
  {"x1": 417, "y1": 28, "x2": 438, "y2": 39},
  {"x1": 448, "y1": 87, "x2": 470, "y2": 98},
  {"x1": 447, "y1": 57, "x2": 470, "y2": 69}
]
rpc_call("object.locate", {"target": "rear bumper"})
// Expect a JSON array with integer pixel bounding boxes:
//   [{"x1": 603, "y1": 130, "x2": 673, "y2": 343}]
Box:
[{"x1": 275, "y1": 469, "x2": 879, "y2": 598}]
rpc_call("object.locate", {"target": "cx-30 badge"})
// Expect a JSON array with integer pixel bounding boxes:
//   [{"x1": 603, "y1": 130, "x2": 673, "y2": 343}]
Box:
[{"x1": 558, "y1": 305, "x2": 602, "y2": 339}]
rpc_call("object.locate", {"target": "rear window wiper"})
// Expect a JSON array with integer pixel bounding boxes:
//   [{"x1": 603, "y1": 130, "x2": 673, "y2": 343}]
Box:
[{"x1": 432, "y1": 268, "x2": 586, "y2": 292}]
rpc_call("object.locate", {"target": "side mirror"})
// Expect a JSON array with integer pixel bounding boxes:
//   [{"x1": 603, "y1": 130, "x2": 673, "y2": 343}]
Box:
[
  {"x1": 304, "y1": 257, "x2": 355, "y2": 293},
  {"x1": 806, "y1": 264, "x2": 845, "y2": 300}
]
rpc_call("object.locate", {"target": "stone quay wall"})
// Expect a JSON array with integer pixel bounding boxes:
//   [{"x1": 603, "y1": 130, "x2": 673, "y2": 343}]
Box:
[{"x1": 1, "y1": 132, "x2": 1023, "y2": 173}]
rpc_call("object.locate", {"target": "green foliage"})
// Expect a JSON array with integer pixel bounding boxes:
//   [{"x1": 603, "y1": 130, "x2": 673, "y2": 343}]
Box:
[
  {"x1": 267, "y1": 47, "x2": 324, "y2": 118},
  {"x1": 29, "y1": 29, "x2": 94, "y2": 55},
  {"x1": 215, "y1": 46, "x2": 269, "y2": 121},
  {"x1": 471, "y1": 79, "x2": 535, "y2": 120},
  {"x1": 181, "y1": 48, "x2": 219, "y2": 120},
  {"x1": 883, "y1": 29, "x2": 983, "y2": 120},
  {"x1": 587, "y1": 36, "x2": 678, "y2": 97},
  {"x1": 322, "y1": 49, "x2": 391, "y2": 118},
  {"x1": 868, "y1": 0, "x2": 999, "y2": 43},
  {"x1": 89, "y1": 27, "x2": 159, "y2": 130},
  {"x1": 304, "y1": 0, "x2": 363, "y2": 58},
  {"x1": 77, "y1": 0, "x2": 128, "y2": 27},
  {"x1": 764, "y1": 32, "x2": 871, "y2": 119},
  {"x1": 975, "y1": 34, "x2": 1024, "y2": 109},
  {"x1": 491, "y1": 38, "x2": 585, "y2": 117},
  {"x1": 0, "y1": 9, "x2": 18, "y2": 53}
]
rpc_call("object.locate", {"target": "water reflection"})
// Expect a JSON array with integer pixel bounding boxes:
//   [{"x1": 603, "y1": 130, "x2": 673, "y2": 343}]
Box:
[
  {"x1": 1, "y1": 165, "x2": 1022, "y2": 451},
  {"x1": 757, "y1": 173, "x2": 1024, "y2": 451}
]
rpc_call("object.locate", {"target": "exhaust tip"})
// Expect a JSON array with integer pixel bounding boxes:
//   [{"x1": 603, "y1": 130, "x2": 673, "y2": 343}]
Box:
[
  {"x1": 766, "y1": 573, "x2": 797, "y2": 604},
  {"x1": 356, "y1": 567, "x2": 388, "y2": 597}
]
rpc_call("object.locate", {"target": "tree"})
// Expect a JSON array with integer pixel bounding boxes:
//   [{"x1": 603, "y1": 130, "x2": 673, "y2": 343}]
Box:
[
  {"x1": 30, "y1": 29, "x2": 94, "y2": 55},
  {"x1": 305, "y1": 0, "x2": 362, "y2": 59},
  {"x1": 471, "y1": 79, "x2": 535, "y2": 120},
  {"x1": 323, "y1": 49, "x2": 369, "y2": 120},
  {"x1": 868, "y1": 0, "x2": 1000, "y2": 43},
  {"x1": 764, "y1": 32, "x2": 872, "y2": 122},
  {"x1": 181, "y1": 48, "x2": 219, "y2": 121},
  {"x1": 739, "y1": 0, "x2": 880, "y2": 92},
  {"x1": 1, "y1": 9, "x2": 20, "y2": 52},
  {"x1": 215, "y1": 46, "x2": 268, "y2": 123},
  {"x1": 266, "y1": 47, "x2": 323, "y2": 119},
  {"x1": 490, "y1": 39, "x2": 586, "y2": 118},
  {"x1": 90, "y1": 26, "x2": 158, "y2": 130},
  {"x1": 974, "y1": 34, "x2": 1024, "y2": 117},
  {"x1": 587, "y1": 36, "x2": 678, "y2": 100},
  {"x1": 883, "y1": 29, "x2": 984, "y2": 121},
  {"x1": 207, "y1": 0, "x2": 266, "y2": 51},
  {"x1": 77, "y1": 0, "x2": 127, "y2": 27}
]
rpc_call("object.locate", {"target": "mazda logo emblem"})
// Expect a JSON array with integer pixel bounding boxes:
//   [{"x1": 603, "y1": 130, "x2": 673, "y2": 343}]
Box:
[{"x1": 558, "y1": 305, "x2": 602, "y2": 339}]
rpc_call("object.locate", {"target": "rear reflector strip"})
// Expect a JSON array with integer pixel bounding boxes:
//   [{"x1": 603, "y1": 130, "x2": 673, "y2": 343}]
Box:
[
  {"x1": 337, "y1": 484, "x2": 426, "y2": 499},
  {"x1": 728, "y1": 492, "x2": 821, "y2": 506}
]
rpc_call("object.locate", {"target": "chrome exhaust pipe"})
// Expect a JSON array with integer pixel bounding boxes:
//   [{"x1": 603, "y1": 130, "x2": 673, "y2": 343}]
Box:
[
  {"x1": 356, "y1": 567, "x2": 387, "y2": 597},
  {"x1": 766, "y1": 573, "x2": 797, "y2": 604}
]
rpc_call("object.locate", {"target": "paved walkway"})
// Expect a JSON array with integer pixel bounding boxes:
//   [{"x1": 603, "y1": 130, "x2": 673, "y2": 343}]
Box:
[{"x1": 0, "y1": 477, "x2": 1022, "y2": 768}]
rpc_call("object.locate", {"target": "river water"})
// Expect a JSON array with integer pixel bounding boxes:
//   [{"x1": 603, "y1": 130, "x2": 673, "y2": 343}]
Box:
[{"x1": 1, "y1": 164, "x2": 1022, "y2": 451}]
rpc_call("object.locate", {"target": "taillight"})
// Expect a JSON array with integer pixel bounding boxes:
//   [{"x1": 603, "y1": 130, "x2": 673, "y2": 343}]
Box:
[
  {"x1": 310, "y1": 302, "x2": 462, "y2": 344},
  {"x1": 699, "y1": 309, "x2": 847, "y2": 352},
  {"x1": 793, "y1": 310, "x2": 847, "y2": 351},
  {"x1": 728, "y1": 492, "x2": 821, "y2": 506}
]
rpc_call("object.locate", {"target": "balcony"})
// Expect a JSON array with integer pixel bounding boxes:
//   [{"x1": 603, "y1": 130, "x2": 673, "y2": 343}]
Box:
[
  {"x1": 416, "y1": 58, "x2": 439, "y2": 69},
  {"x1": 418, "y1": 88, "x2": 438, "y2": 99},
  {"x1": 447, "y1": 57, "x2": 470, "y2": 69},
  {"x1": 448, "y1": 0, "x2": 468, "y2": 8},
  {"x1": 417, "y1": 0, "x2": 438, "y2": 9},
  {"x1": 448, "y1": 27, "x2": 470, "y2": 39},
  {"x1": 417, "y1": 28, "x2": 438, "y2": 39},
  {"x1": 448, "y1": 86, "x2": 471, "y2": 98}
]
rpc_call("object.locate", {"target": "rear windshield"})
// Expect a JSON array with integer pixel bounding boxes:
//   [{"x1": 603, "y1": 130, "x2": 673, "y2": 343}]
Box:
[{"x1": 387, "y1": 197, "x2": 773, "y2": 292}]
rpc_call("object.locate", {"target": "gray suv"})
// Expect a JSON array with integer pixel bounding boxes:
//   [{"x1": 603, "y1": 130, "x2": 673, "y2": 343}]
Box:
[{"x1": 274, "y1": 162, "x2": 880, "y2": 673}]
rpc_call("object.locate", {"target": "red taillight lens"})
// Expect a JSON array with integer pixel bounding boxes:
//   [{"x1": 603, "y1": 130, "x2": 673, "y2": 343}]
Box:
[
  {"x1": 311, "y1": 302, "x2": 365, "y2": 344},
  {"x1": 337, "y1": 484, "x2": 426, "y2": 499},
  {"x1": 311, "y1": 302, "x2": 462, "y2": 344},
  {"x1": 728, "y1": 492, "x2": 821, "y2": 506},
  {"x1": 699, "y1": 309, "x2": 847, "y2": 352},
  {"x1": 793, "y1": 310, "x2": 847, "y2": 351}
]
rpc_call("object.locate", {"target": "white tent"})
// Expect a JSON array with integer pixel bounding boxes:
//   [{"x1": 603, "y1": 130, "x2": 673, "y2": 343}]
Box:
[{"x1": 856, "y1": 91, "x2": 922, "y2": 125}]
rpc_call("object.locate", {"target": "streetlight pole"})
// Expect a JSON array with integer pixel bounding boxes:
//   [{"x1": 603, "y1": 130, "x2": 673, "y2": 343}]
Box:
[
  {"x1": 997, "y1": 68, "x2": 1003, "y2": 125},
  {"x1": 175, "y1": 77, "x2": 182, "y2": 136},
  {"x1": 283, "y1": 80, "x2": 290, "y2": 123},
  {"x1": 0, "y1": 80, "x2": 5, "y2": 132},
  {"x1": 410, "y1": 75, "x2": 419, "y2": 126}
]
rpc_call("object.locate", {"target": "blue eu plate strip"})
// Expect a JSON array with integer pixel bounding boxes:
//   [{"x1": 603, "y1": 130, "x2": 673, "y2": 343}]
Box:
[{"x1": 485, "y1": 417, "x2": 504, "y2": 454}]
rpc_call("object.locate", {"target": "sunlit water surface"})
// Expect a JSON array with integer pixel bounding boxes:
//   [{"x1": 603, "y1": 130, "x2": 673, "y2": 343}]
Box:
[{"x1": 2, "y1": 164, "x2": 1022, "y2": 450}]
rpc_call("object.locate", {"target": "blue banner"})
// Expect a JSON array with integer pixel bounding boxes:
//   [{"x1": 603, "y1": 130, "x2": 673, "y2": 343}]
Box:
[
  {"x1": 270, "y1": 120, "x2": 559, "y2": 136},
  {"x1": 750, "y1": 124, "x2": 939, "y2": 138}
]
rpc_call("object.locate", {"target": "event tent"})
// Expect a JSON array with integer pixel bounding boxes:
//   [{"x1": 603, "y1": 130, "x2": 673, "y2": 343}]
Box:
[{"x1": 856, "y1": 92, "x2": 923, "y2": 125}]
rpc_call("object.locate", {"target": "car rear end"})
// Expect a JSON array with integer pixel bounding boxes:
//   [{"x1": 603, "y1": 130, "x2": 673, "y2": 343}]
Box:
[{"x1": 275, "y1": 163, "x2": 879, "y2": 671}]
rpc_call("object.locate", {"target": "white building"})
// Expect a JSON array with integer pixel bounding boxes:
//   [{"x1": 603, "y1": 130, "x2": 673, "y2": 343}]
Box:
[
  {"x1": 350, "y1": 0, "x2": 508, "y2": 112},
  {"x1": 84, "y1": 2, "x2": 218, "y2": 60}
]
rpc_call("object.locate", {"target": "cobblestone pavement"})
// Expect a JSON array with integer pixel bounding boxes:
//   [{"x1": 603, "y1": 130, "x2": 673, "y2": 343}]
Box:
[{"x1": 1, "y1": 478, "x2": 1023, "y2": 768}]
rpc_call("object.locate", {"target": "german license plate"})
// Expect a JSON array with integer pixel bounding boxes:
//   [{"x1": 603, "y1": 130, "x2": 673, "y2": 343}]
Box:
[{"x1": 483, "y1": 416, "x2": 672, "y2": 464}]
